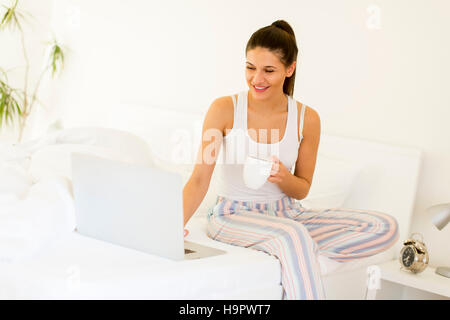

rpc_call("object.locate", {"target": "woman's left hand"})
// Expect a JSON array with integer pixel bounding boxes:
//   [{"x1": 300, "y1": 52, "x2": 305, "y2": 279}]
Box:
[{"x1": 267, "y1": 155, "x2": 291, "y2": 185}]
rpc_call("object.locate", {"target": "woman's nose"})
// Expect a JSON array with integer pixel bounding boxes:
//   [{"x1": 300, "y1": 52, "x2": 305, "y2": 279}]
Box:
[{"x1": 252, "y1": 71, "x2": 266, "y2": 84}]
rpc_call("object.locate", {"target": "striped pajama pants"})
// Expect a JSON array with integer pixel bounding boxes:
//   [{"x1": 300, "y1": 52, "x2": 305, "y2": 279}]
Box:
[{"x1": 206, "y1": 195, "x2": 399, "y2": 300}]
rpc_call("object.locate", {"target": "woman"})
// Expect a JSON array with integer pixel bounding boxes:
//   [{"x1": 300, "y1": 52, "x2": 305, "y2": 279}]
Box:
[{"x1": 182, "y1": 20, "x2": 399, "y2": 300}]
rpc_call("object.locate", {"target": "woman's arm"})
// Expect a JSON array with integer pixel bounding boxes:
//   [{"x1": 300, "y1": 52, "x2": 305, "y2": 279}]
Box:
[
  {"x1": 182, "y1": 96, "x2": 231, "y2": 226},
  {"x1": 267, "y1": 105, "x2": 321, "y2": 200},
  {"x1": 183, "y1": 175, "x2": 210, "y2": 226}
]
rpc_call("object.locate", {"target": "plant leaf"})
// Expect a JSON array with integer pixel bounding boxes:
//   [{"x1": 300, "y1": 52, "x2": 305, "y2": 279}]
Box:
[
  {"x1": 0, "y1": 76, "x2": 22, "y2": 129},
  {"x1": 0, "y1": 8, "x2": 12, "y2": 28},
  {"x1": 0, "y1": 0, "x2": 25, "y2": 31},
  {"x1": 49, "y1": 42, "x2": 65, "y2": 77}
]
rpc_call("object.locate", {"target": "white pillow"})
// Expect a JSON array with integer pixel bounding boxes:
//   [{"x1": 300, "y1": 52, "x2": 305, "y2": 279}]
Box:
[
  {"x1": 106, "y1": 104, "x2": 204, "y2": 167},
  {"x1": 115, "y1": 105, "x2": 211, "y2": 217},
  {"x1": 55, "y1": 127, "x2": 154, "y2": 166},
  {"x1": 29, "y1": 144, "x2": 143, "y2": 182},
  {"x1": 300, "y1": 153, "x2": 364, "y2": 209},
  {"x1": 29, "y1": 127, "x2": 154, "y2": 182}
]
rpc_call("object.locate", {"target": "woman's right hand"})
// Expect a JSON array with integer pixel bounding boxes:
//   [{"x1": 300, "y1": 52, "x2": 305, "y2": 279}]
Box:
[{"x1": 184, "y1": 229, "x2": 189, "y2": 238}]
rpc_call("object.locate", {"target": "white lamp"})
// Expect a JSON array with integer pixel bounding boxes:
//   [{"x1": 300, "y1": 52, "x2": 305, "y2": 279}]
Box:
[{"x1": 427, "y1": 203, "x2": 450, "y2": 278}]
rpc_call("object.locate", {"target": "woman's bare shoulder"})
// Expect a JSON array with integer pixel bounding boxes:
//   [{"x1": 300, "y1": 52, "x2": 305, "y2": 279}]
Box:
[
  {"x1": 204, "y1": 94, "x2": 237, "y2": 132},
  {"x1": 296, "y1": 100, "x2": 320, "y2": 138},
  {"x1": 296, "y1": 101, "x2": 320, "y2": 120},
  {"x1": 211, "y1": 94, "x2": 236, "y2": 113}
]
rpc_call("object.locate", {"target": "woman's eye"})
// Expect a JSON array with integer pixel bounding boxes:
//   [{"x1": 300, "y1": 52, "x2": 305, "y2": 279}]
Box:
[{"x1": 246, "y1": 67, "x2": 274, "y2": 73}]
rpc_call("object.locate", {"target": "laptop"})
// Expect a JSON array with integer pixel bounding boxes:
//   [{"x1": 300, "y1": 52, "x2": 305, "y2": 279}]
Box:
[{"x1": 71, "y1": 153, "x2": 226, "y2": 261}]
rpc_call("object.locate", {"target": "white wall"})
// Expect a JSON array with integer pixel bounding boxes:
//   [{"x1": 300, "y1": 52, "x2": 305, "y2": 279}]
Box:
[{"x1": 2, "y1": 0, "x2": 449, "y2": 268}]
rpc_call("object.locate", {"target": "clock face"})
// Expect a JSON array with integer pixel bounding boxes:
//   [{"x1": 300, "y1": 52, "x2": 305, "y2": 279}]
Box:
[{"x1": 402, "y1": 246, "x2": 415, "y2": 267}]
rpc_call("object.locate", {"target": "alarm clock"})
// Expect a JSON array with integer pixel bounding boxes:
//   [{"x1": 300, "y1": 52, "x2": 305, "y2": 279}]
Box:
[{"x1": 399, "y1": 233, "x2": 429, "y2": 273}]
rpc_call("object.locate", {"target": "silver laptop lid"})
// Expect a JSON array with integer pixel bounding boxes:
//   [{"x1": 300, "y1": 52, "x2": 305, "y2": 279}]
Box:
[{"x1": 71, "y1": 153, "x2": 185, "y2": 261}]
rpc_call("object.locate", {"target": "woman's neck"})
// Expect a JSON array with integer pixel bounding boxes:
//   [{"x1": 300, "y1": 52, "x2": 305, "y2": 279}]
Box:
[{"x1": 248, "y1": 90, "x2": 288, "y2": 114}]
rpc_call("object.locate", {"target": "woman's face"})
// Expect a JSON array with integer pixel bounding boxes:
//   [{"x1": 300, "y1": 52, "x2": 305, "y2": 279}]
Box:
[{"x1": 245, "y1": 47, "x2": 296, "y2": 99}]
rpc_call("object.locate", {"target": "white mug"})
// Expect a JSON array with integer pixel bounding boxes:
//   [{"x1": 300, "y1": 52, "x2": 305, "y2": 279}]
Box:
[{"x1": 243, "y1": 155, "x2": 273, "y2": 190}]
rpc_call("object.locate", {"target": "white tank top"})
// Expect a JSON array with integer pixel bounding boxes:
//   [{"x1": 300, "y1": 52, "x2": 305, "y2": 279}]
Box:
[{"x1": 214, "y1": 90, "x2": 306, "y2": 202}]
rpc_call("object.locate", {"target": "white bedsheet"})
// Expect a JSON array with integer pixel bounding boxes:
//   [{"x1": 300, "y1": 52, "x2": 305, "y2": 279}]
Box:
[{"x1": 0, "y1": 216, "x2": 282, "y2": 299}]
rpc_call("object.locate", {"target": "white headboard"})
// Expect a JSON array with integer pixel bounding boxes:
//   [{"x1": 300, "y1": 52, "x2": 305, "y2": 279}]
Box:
[
  {"x1": 317, "y1": 134, "x2": 422, "y2": 255},
  {"x1": 77, "y1": 103, "x2": 422, "y2": 257}
]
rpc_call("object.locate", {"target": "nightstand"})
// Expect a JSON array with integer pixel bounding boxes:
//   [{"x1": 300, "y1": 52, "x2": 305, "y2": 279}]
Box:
[{"x1": 366, "y1": 259, "x2": 450, "y2": 300}]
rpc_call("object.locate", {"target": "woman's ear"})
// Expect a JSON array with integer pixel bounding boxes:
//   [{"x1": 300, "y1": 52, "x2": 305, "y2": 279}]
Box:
[{"x1": 287, "y1": 61, "x2": 296, "y2": 77}]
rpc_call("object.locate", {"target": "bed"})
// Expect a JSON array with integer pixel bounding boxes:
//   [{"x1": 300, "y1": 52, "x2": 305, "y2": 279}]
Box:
[{"x1": 0, "y1": 104, "x2": 422, "y2": 299}]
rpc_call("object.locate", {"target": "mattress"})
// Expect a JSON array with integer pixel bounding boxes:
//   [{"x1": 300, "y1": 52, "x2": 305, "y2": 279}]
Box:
[
  {"x1": 0, "y1": 215, "x2": 394, "y2": 299},
  {"x1": 0, "y1": 216, "x2": 281, "y2": 299}
]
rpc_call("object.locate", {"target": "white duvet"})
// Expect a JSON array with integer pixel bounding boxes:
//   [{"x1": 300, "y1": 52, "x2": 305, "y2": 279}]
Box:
[
  {"x1": 0, "y1": 176, "x2": 76, "y2": 263},
  {"x1": 0, "y1": 128, "x2": 152, "y2": 264},
  {"x1": 0, "y1": 142, "x2": 75, "y2": 264}
]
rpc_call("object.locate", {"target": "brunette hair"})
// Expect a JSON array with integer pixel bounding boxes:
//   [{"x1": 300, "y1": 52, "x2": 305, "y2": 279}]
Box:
[{"x1": 245, "y1": 20, "x2": 298, "y2": 97}]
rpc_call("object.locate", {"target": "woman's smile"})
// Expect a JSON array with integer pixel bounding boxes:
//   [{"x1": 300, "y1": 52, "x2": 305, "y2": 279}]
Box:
[{"x1": 253, "y1": 85, "x2": 270, "y2": 92}]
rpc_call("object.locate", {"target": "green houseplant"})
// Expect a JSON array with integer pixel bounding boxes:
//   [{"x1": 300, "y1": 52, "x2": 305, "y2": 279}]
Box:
[{"x1": 0, "y1": 0, "x2": 64, "y2": 142}]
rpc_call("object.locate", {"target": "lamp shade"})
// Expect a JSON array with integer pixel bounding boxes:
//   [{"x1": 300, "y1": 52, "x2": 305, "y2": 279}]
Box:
[{"x1": 427, "y1": 203, "x2": 450, "y2": 230}]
